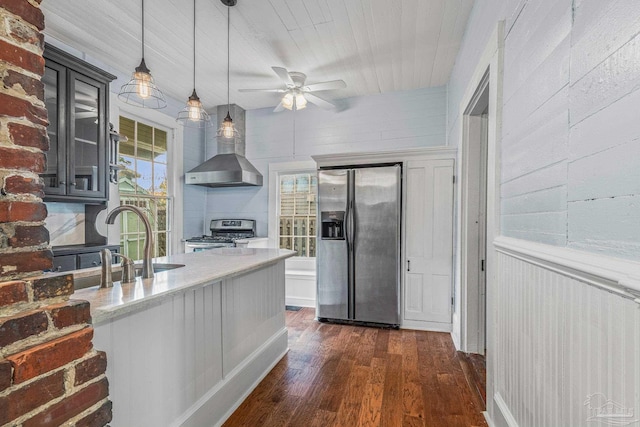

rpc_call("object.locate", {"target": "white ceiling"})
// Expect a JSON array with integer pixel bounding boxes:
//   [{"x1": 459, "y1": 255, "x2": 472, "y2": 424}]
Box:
[{"x1": 42, "y1": 0, "x2": 474, "y2": 111}]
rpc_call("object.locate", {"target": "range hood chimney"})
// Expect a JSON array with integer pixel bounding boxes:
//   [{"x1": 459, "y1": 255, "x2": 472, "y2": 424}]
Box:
[{"x1": 185, "y1": 104, "x2": 263, "y2": 187}]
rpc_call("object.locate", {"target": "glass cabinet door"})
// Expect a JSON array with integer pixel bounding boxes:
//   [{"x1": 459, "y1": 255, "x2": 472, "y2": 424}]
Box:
[
  {"x1": 68, "y1": 71, "x2": 106, "y2": 198},
  {"x1": 42, "y1": 63, "x2": 66, "y2": 195}
]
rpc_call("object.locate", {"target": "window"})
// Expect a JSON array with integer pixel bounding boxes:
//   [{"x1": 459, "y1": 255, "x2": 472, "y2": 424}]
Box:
[
  {"x1": 278, "y1": 173, "x2": 317, "y2": 257},
  {"x1": 117, "y1": 116, "x2": 171, "y2": 260}
]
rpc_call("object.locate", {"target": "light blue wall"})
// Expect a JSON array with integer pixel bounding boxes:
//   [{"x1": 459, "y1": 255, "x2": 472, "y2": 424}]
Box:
[
  {"x1": 182, "y1": 126, "x2": 208, "y2": 238},
  {"x1": 448, "y1": 0, "x2": 640, "y2": 260},
  {"x1": 182, "y1": 86, "x2": 448, "y2": 238}
]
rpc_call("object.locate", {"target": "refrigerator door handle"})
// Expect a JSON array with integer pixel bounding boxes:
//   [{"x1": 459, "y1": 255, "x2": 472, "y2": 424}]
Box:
[
  {"x1": 407, "y1": 259, "x2": 411, "y2": 272},
  {"x1": 345, "y1": 198, "x2": 351, "y2": 250}
]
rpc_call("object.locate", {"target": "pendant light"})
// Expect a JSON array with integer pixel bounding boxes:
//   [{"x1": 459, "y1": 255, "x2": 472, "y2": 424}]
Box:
[
  {"x1": 217, "y1": 0, "x2": 239, "y2": 139},
  {"x1": 118, "y1": 0, "x2": 167, "y2": 109},
  {"x1": 177, "y1": 0, "x2": 211, "y2": 127}
]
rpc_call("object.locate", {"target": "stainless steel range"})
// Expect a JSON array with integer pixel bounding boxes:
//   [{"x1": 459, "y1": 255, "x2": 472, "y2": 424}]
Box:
[{"x1": 185, "y1": 219, "x2": 256, "y2": 252}]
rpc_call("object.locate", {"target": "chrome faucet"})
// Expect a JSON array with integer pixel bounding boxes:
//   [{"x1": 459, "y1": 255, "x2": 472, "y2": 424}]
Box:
[{"x1": 106, "y1": 205, "x2": 154, "y2": 279}]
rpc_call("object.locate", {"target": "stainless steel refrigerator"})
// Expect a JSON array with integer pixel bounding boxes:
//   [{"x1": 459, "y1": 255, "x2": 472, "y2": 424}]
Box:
[{"x1": 316, "y1": 164, "x2": 401, "y2": 326}]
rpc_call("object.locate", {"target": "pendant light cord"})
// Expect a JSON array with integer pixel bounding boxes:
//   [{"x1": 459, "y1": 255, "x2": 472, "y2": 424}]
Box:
[
  {"x1": 193, "y1": 0, "x2": 196, "y2": 89},
  {"x1": 227, "y1": 5, "x2": 230, "y2": 112},
  {"x1": 141, "y1": 0, "x2": 145, "y2": 59}
]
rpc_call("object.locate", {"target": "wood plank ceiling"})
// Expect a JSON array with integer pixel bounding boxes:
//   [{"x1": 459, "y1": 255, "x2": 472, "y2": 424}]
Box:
[{"x1": 42, "y1": 0, "x2": 474, "y2": 110}]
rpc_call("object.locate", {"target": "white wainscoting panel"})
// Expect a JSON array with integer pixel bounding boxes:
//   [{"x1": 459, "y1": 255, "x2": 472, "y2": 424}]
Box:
[
  {"x1": 93, "y1": 261, "x2": 288, "y2": 427},
  {"x1": 222, "y1": 262, "x2": 286, "y2": 375},
  {"x1": 492, "y1": 239, "x2": 640, "y2": 427},
  {"x1": 93, "y1": 281, "x2": 224, "y2": 426}
]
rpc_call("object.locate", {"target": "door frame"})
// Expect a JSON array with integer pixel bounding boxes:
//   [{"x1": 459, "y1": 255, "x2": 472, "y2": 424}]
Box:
[
  {"x1": 455, "y1": 20, "x2": 504, "y2": 422},
  {"x1": 462, "y1": 73, "x2": 490, "y2": 353}
]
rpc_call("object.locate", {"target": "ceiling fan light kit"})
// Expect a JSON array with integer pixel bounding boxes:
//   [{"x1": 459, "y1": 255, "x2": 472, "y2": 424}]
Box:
[
  {"x1": 177, "y1": 0, "x2": 212, "y2": 128},
  {"x1": 118, "y1": 0, "x2": 167, "y2": 109},
  {"x1": 217, "y1": 0, "x2": 239, "y2": 139},
  {"x1": 282, "y1": 90, "x2": 306, "y2": 111},
  {"x1": 239, "y1": 67, "x2": 346, "y2": 113}
]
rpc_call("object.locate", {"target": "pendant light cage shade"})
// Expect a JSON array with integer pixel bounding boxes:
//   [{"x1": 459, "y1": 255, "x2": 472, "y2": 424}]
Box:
[
  {"x1": 118, "y1": 0, "x2": 167, "y2": 109},
  {"x1": 177, "y1": 90, "x2": 212, "y2": 128},
  {"x1": 119, "y1": 60, "x2": 167, "y2": 109},
  {"x1": 217, "y1": 111, "x2": 240, "y2": 139}
]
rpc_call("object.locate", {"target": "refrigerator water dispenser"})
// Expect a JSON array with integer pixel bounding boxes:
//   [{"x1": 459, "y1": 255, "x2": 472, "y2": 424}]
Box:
[{"x1": 321, "y1": 211, "x2": 345, "y2": 239}]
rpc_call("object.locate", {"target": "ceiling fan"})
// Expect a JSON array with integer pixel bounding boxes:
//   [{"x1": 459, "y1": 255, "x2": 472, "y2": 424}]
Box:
[{"x1": 239, "y1": 66, "x2": 346, "y2": 112}]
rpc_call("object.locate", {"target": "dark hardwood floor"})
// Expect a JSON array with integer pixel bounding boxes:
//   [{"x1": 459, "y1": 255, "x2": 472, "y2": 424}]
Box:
[
  {"x1": 224, "y1": 308, "x2": 488, "y2": 427},
  {"x1": 457, "y1": 351, "x2": 487, "y2": 411}
]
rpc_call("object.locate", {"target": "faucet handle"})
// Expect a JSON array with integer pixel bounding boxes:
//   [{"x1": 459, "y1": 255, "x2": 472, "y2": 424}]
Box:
[
  {"x1": 99, "y1": 249, "x2": 113, "y2": 288},
  {"x1": 112, "y1": 253, "x2": 136, "y2": 283}
]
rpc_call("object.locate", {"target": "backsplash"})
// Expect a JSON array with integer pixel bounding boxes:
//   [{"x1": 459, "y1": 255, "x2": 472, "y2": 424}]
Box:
[{"x1": 45, "y1": 202, "x2": 85, "y2": 246}]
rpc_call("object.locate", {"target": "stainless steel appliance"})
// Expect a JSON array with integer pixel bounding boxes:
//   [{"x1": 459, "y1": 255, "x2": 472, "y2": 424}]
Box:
[
  {"x1": 185, "y1": 219, "x2": 256, "y2": 252},
  {"x1": 317, "y1": 164, "x2": 401, "y2": 327}
]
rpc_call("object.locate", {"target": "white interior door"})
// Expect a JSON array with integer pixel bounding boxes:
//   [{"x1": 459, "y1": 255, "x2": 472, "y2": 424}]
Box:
[{"x1": 404, "y1": 159, "x2": 455, "y2": 324}]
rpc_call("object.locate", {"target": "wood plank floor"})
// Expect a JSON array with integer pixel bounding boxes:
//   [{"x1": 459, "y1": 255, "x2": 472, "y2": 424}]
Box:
[{"x1": 224, "y1": 308, "x2": 488, "y2": 427}]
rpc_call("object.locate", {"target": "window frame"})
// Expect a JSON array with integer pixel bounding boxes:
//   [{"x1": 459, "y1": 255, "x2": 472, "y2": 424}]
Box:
[
  {"x1": 117, "y1": 116, "x2": 172, "y2": 259},
  {"x1": 111, "y1": 94, "x2": 183, "y2": 256},
  {"x1": 268, "y1": 160, "x2": 317, "y2": 262}
]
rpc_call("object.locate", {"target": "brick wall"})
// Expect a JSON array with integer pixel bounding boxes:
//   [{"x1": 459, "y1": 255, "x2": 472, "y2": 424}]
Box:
[
  {"x1": 0, "y1": 0, "x2": 52, "y2": 278},
  {"x1": 0, "y1": 275, "x2": 111, "y2": 426},
  {"x1": 0, "y1": 1, "x2": 112, "y2": 425}
]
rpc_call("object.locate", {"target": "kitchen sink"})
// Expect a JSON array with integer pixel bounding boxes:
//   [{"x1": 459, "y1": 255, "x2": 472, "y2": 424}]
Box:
[
  {"x1": 73, "y1": 263, "x2": 185, "y2": 290},
  {"x1": 149, "y1": 263, "x2": 185, "y2": 272}
]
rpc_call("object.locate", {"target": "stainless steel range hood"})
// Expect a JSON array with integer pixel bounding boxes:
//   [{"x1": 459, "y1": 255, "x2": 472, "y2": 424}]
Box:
[{"x1": 186, "y1": 104, "x2": 263, "y2": 187}]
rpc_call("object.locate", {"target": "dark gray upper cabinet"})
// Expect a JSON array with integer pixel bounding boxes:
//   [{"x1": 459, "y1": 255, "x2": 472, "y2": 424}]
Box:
[{"x1": 42, "y1": 44, "x2": 116, "y2": 203}]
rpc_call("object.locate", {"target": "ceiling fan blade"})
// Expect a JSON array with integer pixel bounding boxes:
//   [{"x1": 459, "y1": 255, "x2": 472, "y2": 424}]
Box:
[
  {"x1": 273, "y1": 101, "x2": 286, "y2": 113},
  {"x1": 238, "y1": 88, "x2": 286, "y2": 93},
  {"x1": 304, "y1": 93, "x2": 336, "y2": 110},
  {"x1": 303, "y1": 80, "x2": 347, "y2": 92},
  {"x1": 272, "y1": 66, "x2": 295, "y2": 87}
]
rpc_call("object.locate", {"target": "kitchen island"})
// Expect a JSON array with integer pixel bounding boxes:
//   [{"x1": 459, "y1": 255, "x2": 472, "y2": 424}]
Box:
[{"x1": 73, "y1": 247, "x2": 295, "y2": 427}]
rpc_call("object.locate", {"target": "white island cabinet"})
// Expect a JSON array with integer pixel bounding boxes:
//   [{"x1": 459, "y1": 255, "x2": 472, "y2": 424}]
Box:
[{"x1": 73, "y1": 248, "x2": 295, "y2": 427}]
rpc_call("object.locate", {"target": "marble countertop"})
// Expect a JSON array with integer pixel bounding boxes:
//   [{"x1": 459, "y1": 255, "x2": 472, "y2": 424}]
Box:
[
  {"x1": 70, "y1": 248, "x2": 296, "y2": 325},
  {"x1": 233, "y1": 237, "x2": 268, "y2": 243}
]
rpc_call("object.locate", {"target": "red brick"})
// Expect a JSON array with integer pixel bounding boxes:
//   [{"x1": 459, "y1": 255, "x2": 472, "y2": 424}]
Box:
[
  {"x1": 0, "y1": 371, "x2": 64, "y2": 425},
  {"x1": 75, "y1": 400, "x2": 112, "y2": 427},
  {"x1": 7, "y1": 327, "x2": 93, "y2": 384},
  {"x1": 23, "y1": 378, "x2": 109, "y2": 427},
  {"x1": 8, "y1": 122, "x2": 49, "y2": 150},
  {"x1": 0, "y1": 39, "x2": 44, "y2": 75},
  {"x1": 74, "y1": 351, "x2": 106, "y2": 386},
  {"x1": 0, "y1": 310, "x2": 48, "y2": 347},
  {"x1": 0, "y1": 280, "x2": 28, "y2": 307},
  {"x1": 7, "y1": 15, "x2": 44, "y2": 47},
  {"x1": 3, "y1": 175, "x2": 45, "y2": 197},
  {"x1": 3, "y1": 69, "x2": 44, "y2": 99},
  {"x1": 0, "y1": 92, "x2": 48, "y2": 126},
  {"x1": 0, "y1": 146, "x2": 46, "y2": 172},
  {"x1": 31, "y1": 274, "x2": 73, "y2": 300},
  {"x1": 0, "y1": 250, "x2": 52, "y2": 277},
  {"x1": 0, "y1": 0, "x2": 45, "y2": 30},
  {"x1": 50, "y1": 300, "x2": 91, "y2": 329},
  {"x1": 0, "y1": 359, "x2": 11, "y2": 392},
  {"x1": 8, "y1": 224, "x2": 49, "y2": 248},
  {"x1": 0, "y1": 201, "x2": 47, "y2": 223}
]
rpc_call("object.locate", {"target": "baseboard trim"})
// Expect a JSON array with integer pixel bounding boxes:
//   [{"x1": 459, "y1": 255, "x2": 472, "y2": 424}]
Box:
[
  {"x1": 493, "y1": 392, "x2": 519, "y2": 427},
  {"x1": 172, "y1": 327, "x2": 288, "y2": 427},
  {"x1": 483, "y1": 411, "x2": 496, "y2": 427},
  {"x1": 401, "y1": 319, "x2": 452, "y2": 332},
  {"x1": 285, "y1": 296, "x2": 316, "y2": 308}
]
